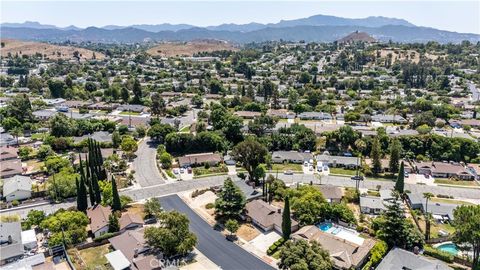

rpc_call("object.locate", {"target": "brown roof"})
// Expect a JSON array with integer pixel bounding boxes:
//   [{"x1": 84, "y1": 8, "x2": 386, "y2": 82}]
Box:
[
  {"x1": 109, "y1": 229, "x2": 148, "y2": 262},
  {"x1": 315, "y1": 185, "x2": 344, "y2": 201},
  {"x1": 415, "y1": 161, "x2": 472, "y2": 176},
  {"x1": 178, "y1": 152, "x2": 222, "y2": 167},
  {"x1": 245, "y1": 200, "x2": 298, "y2": 229},
  {"x1": 0, "y1": 147, "x2": 18, "y2": 160},
  {"x1": 119, "y1": 213, "x2": 143, "y2": 230},
  {"x1": 87, "y1": 205, "x2": 111, "y2": 233},
  {"x1": 0, "y1": 158, "x2": 23, "y2": 178},
  {"x1": 293, "y1": 225, "x2": 376, "y2": 269}
]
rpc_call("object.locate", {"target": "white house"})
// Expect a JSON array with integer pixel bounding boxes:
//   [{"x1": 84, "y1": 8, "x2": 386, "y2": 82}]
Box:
[{"x1": 2, "y1": 175, "x2": 32, "y2": 202}]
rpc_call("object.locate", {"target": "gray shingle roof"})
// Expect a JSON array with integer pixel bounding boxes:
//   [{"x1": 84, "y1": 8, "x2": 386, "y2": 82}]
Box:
[{"x1": 376, "y1": 248, "x2": 452, "y2": 270}]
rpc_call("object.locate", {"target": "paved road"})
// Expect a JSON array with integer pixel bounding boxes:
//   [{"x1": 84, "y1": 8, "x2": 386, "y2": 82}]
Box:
[
  {"x1": 133, "y1": 138, "x2": 165, "y2": 187},
  {"x1": 469, "y1": 82, "x2": 479, "y2": 101},
  {"x1": 158, "y1": 195, "x2": 274, "y2": 270}
]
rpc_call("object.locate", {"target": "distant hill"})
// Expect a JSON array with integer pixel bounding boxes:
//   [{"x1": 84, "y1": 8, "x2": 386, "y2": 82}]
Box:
[
  {"x1": 338, "y1": 31, "x2": 376, "y2": 43},
  {"x1": 0, "y1": 39, "x2": 104, "y2": 60},
  {"x1": 1, "y1": 14, "x2": 479, "y2": 44},
  {"x1": 147, "y1": 40, "x2": 237, "y2": 57}
]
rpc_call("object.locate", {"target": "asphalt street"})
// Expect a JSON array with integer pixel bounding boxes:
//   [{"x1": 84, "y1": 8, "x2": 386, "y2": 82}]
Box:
[
  {"x1": 133, "y1": 138, "x2": 165, "y2": 187},
  {"x1": 158, "y1": 195, "x2": 274, "y2": 270}
]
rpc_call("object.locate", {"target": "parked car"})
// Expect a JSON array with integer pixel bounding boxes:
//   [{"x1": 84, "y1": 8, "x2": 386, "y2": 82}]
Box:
[
  {"x1": 173, "y1": 168, "x2": 180, "y2": 174},
  {"x1": 180, "y1": 168, "x2": 185, "y2": 173},
  {"x1": 284, "y1": 170, "x2": 293, "y2": 175},
  {"x1": 187, "y1": 167, "x2": 192, "y2": 174}
]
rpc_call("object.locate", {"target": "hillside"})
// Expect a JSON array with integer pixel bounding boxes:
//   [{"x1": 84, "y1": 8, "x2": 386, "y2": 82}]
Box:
[
  {"x1": 0, "y1": 39, "x2": 104, "y2": 60},
  {"x1": 146, "y1": 40, "x2": 237, "y2": 57},
  {"x1": 338, "y1": 31, "x2": 377, "y2": 43}
]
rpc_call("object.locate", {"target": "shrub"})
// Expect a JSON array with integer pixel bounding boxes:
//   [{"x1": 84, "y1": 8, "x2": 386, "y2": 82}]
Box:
[
  {"x1": 94, "y1": 232, "x2": 119, "y2": 242},
  {"x1": 267, "y1": 237, "x2": 286, "y2": 255},
  {"x1": 11, "y1": 200, "x2": 19, "y2": 207},
  {"x1": 205, "y1": 203, "x2": 214, "y2": 209},
  {"x1": 423, "y1": 246, "x2": 454, "y2": 263}
]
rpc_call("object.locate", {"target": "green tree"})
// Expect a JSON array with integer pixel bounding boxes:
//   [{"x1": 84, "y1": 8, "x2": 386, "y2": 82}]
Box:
[
  {"x1": 40, "y1": 209, "x2": 89, "y2": 246},
  {"x1": 144, "y1": 198, "x2": 162, "y2": 218},
  {"x1": 214, "y1": 178, "x2": 246, "y2": 220},
  {"x1": 278, "y1": 239, "x2": 333, "y2": 270},
  {"x1": 371, "y1": 137, "x2": 382, "y2": 175},
  {"x1": 394, "y1": 162, "x2": 405, "y2": 194},
  {"x1": 49, "y1": 113, "x2": 77, "y2": 137},
  {"x1": 76, "y1": 176, "x2": 88, "y2": 213},
  {"x1": 423, "y1": 192, "x2": 434, "y2": 240},
  {"x1": 377, "y1": 192, "x2": 424, "y2": 249},
  {"x1": 112, "y1": 131, "x2": 121, "y2": 149},
  {"x1": 150, "y1": 92, "x2": 166, "y2": 116},
  {"x1": 148, "y1": 123, "x2": 176, "y2": 143},
  {"x1": 282, "y1": 196, "x2": 292, "y2": 239},
  {"x1": 111, "y1": 176, "x2": 122, "y2": 211},
  {"x1": 232, "y1": 138, "x2": 268, "y2": 183},
  {"x1": 121, "y1": 136, "x2": 138, "y2": 155},
  {"x1": 159, "y1": 152, "x2": 173, "y2": 169},
  {"x1": 144, "y1": 211, "x2": 197, "y2": 258},
  {"x1": 388, "y1": 138, "x2": 402, "y2": 174},
  {"x1": 108, "y1": 213, "x2": 120, "y2": 233},
  {"x1": 23, "y1": 210, "x2": 46, "y2": 229},
  {"x1": 290, "y1": 185, "x2": 327, "y2": 225},
  {"x1": 453, "y1": 205, "x2": 480, "y2": 268},
  {"x1": 225, "y1": 219, "x2": 240, "y2": 238},
  {"x1": 131, "y1": 79, "x2": 143, "y2": 104},
  {"x1": 48, "y1": 167, "x2": 78, "y2": 199}
]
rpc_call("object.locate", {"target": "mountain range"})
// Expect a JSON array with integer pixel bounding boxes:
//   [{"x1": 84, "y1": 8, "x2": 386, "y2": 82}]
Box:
[{"x1": 1, "y1": 14, "x2": 479, "y2": 44}]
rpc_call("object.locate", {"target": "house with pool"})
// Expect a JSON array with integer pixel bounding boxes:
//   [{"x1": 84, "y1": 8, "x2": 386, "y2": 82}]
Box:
[{"x1": 292, "y1": 223, "x2": 376, "y2": 269}]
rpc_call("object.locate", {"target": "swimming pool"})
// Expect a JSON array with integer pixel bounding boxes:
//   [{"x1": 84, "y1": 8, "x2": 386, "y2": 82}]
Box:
[
  {"x1": 318, "y1": 222, "x2": 332, "y2": 231},
  {"x1": 436, "y1": 243, "x2": 459, "y2": 255}
]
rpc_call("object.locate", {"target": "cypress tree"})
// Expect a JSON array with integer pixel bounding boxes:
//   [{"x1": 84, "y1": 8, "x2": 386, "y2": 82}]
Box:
[
  {"x1": 282, "y1": 196, "x2": 292, "y2": 239},
  {"x1": 92, "y1": 173, "x2": 102, "y2": 204},
  {"x1": 79, "y1": 155, "x2": 95, "y2": 207},
  {"x1": 111, "y1": 176, "x2": 121, "y2": 211},
  {"x1": 77, "y1": 175, "x2": 88, "y2": 212},
  {"x1": 395, "y1": 161, "x2": 405, "y2": 194}
]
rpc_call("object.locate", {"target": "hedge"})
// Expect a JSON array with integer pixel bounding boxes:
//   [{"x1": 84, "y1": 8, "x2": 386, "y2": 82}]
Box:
[
  {"x1": 94, "y1": 232, "x2": 119, "y2": 242},
  {"x1": 424, "y1": 246, "x2": 454, "y2": 263},
  {"x1": 267, "y1": 237, "x2": 286, "y2": 255}
]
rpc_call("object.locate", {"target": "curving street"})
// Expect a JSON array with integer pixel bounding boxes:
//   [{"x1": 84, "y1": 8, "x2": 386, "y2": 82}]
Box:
[{"x1": 132, "y1": 138, "x2": 165, "y2": 187}]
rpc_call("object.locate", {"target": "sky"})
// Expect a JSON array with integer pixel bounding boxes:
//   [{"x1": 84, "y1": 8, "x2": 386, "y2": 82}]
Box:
[{"x1": 1, "y1": 0, "x2": 479, "y2": 34}]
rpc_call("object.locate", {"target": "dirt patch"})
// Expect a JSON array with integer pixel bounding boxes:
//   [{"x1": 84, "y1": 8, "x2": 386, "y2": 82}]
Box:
[
  {"x1": 1, "y1": 39, "x2": 105, "y2": 60},
  {"x1": 237, "y1": 223, "x2": 261, "y2": 241},
  {"x1": 125, "y1": 203, "x2": 145, "y2": 218},
  {"x1": 147, "y1": 40, "x2": 237, "y2": 57}
]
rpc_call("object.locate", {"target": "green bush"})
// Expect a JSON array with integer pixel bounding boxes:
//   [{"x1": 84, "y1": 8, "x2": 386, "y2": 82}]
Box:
[
  {"x1": 267, "y1": 237, "x2": 286, "y2": 255},
  {"x1": 424, "y1": 246, "x2": 454, "y2": 263},
  {"x1": 94, "y1": 232, "x2": 118, "y2": 242},
  {"x1": 11, "y1": 200, "x2": 19, "y2": 207},
  {"x1": 205, "y1": 203, "x2": 214, "y2": 209}
]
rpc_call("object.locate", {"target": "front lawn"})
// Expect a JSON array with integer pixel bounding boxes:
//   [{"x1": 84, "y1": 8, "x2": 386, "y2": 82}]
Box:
[
  {"x1": 179, "y1": 125, "x2": 191, "y2": 132},
  {"x1": 119, "y1": 111, "x2": 141, "y2": 115},
  {"x1": 330, "y1": 167, "x2": 358, "y2": 176},
  {"x1": 270, "y1": 163, "x2": 303, "y2": 172},
  {"x1": 193, "y1": 165, "x2": 228, "y2": 176},
  {"x1": 434, "y1": 178, "x2": 479, "y2": 187}
]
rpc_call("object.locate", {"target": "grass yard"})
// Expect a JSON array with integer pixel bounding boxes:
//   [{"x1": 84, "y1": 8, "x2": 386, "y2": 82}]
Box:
[
  {"x1": 434, "y1": 178, "x2": 479, "y2": 187},
  {"x1": 329, "y1": 167, "x2": 358, "y2": 176},
  {"x1": 193, "y1": 165, "x2": 228, "y2": 176},
  {"x1": 416, "y1": 215, "x2": 456, "y2": 239},
  {"x1": 270, "y1": 163, "x2": 303, "y2": 172},
  {"x1": 26, "y1": 159, "x2": 44, "y2": 173},
  {"x1": 31, "y1": 132, "x2": 47, "y2": 140},
  {"x1": 179, "y1": 125, "x2": 191, "y2": 132},
  {"x1": 119, "y1": 111, "x2": 141, "y2": 115},
  {"x1": 430, "y1": 197, "x2": 475, "y2": 205},
  {"x1": 76, "y1": 244, "x2": 111, "y2": 270}
]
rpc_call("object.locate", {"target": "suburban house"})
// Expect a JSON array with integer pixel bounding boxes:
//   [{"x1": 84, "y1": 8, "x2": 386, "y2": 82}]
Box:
[
  {"x1": 298, "y1": 112, "x2": 333, "y2": 120},
  {"x1": 0, "y1": 147, "x2": 18, "y2": 161},
  {"x1": 271, "y1": 151, "x2": 313, "y2": 164},
  {"x1": 414, "y1": 161, "x2": 475, "y2": 180},
  {"x1": 0, "y1": 221, "x2": 24, "y2": 265},
  {"x1": 407, "y1": 193, "x2": 458, "y2": 222},
  {"x1": 244, "y1": 199, "x2": 299, "y2": 233},
  {"x1": 376, "y1": 248, "x2": 452, "y2": 270},
  {"x1": 292, "y1": 225, "x2": 376, "y2": 270},
  {"x1": 360, "y1": 190, "x2": 396, "y2": 215},
  {"x1": 2, "y1": 175, "x2": 32, "y2": 202},
  {"x1": 178, "y1": 152, "x2": 222, "y2": 167},
  {"x1": 87, "y1": 205, "x2": 111, "y2": 238},
  {"x1": 0, "y1": 159, "x2": 23, "y2": 179},
  {"x1": 73, "y1": 131, "x2": 113, "y2": 144},
  {"x1": 117, "y1": 104, "x2": 147, "y2": 113},
  {"x1": 315, "y1": 185, "x2": 344, "y2": 203},
  {"x1": 371, "y1": 114, "x2": 407, "y2": 124},
  {"x1": 234, "y1": 111, "x2": 262, "y2": 119},
  {"x1": 87, "y1": 205, "x2": 144, "y2": 237},
  {"x1": 316, "y1": 154, "x2": 359, "y2": 169},
  {"x1": 108, "y1": 229, "x2": 162, "y2": 270}
]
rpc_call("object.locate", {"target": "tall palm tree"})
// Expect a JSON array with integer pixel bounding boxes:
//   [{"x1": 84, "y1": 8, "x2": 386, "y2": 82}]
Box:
[{"x1": 423, "y1": 192, "x2": 434, "y2": 240}]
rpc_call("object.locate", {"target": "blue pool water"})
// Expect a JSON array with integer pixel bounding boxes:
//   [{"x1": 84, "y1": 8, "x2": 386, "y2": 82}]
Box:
[
  {"x1": 437, "y1": 243, "x2": 459, "y2": 255},
  {"x1": 318, "y1": 223, "x2": 332, "y2": 231}
]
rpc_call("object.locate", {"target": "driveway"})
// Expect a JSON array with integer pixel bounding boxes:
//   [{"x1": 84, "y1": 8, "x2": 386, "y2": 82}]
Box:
[
  {"x1": 133, "y1": 138, "x2": 165, "y2": 187},
  {"x1": 158, "y1": 195, "x2": 275, "y2": 270}
]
